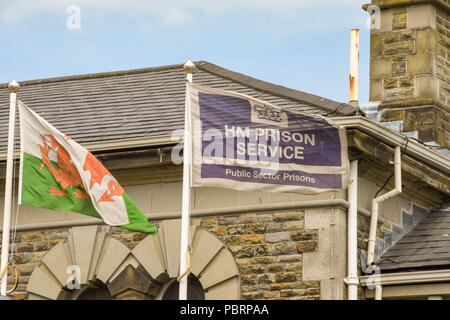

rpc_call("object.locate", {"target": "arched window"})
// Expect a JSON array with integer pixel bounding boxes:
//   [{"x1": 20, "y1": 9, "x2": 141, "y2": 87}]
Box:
[
  {"x1": 73, "y1": 282, "x2": 114, "y2": 300},
  {"x1": 159, "y1": 274, "x2": 205, "y2": 300}
]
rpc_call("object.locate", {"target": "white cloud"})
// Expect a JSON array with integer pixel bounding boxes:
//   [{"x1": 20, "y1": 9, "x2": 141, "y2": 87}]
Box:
[{"x1": 0, "y1": 0, "x2": 368, "y2": 32}]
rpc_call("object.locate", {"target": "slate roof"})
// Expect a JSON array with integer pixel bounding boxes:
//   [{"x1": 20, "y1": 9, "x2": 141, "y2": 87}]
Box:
[
  {"x1": 378, "y1": 209, "x2": 450, "y2": 272},
  {"x1": 0, "y1": 61, "x2": 357, "y2": 151}
]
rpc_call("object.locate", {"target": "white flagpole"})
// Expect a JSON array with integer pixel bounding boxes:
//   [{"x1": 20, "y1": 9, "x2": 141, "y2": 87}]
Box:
[
  {"x1": 0, "y1": 79, "x2": 20, "y2": 296},
  {"x1": 179, "y1": 59, "x2": 195, "y2": 300}
]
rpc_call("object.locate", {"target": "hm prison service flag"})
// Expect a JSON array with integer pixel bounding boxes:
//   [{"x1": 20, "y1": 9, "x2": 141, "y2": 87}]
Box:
[
  {"x1": 188, "y1": 83, "x2": 349, "y2": 194},
  {"x1": 18, "y1": 101, "x2": 157, "y2": 234}
]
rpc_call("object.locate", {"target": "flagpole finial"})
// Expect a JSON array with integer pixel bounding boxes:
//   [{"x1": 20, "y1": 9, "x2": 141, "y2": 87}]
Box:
[
  {"x1": 8, "y1": 79, "x2": 20, "y2": 93},
  {"x1": 184, "y1": 59, "x2": 196, "y2": 83}
]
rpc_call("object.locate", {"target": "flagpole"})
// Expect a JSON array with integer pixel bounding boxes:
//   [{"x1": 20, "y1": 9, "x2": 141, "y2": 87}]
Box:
[
  {"x1": 0, "y1": 79, "x2": 20, "y2": 296},
  {"x1": 179, "y1": 59, "x2": 195, "y2": 300}
]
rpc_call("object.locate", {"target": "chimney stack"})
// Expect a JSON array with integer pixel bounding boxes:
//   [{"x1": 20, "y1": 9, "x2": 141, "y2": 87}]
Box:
[{"x1": 365, "y1": 0, "x2": 449, "y2": 148}]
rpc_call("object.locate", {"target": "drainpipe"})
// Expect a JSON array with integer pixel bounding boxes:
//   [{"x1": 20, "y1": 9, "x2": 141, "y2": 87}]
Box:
[
  {"x1": 344, "y1": 29, "x2": 360, "y2": 300},
  {"x1": 346, "y1": 160, "x2": 359, "y2": 300},
  {"x1": 367, "y1": 145, "x2": 402, "y2": 266},
  {"x1": 375, "y1": 284, "x2": 383, "y2": 300}
]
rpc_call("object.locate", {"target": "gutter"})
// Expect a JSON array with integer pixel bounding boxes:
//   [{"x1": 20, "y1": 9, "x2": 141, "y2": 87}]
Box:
[
  {"x1": 332, "y1": 116, "x2": 450, "y2": 175},
  {"x1": 0, "y1": 133, "x2": 182, "y2": 161},
  {"x1": 360, "y1": 268, "x2": 450, "y2": 300},
  {"x1": 360, "y1": 269, "x2": 450, "y2": 286}
]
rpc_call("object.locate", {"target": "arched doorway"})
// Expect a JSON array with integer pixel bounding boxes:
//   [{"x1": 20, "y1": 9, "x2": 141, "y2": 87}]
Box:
[{"x1": 26, "y1": 220, "x2": 240, "y2": 300}]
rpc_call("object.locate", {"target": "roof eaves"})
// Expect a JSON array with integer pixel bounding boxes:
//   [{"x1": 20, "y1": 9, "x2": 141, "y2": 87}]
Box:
[{"x1": 360, "y1": 268, "x2": 450, "y2": 286}]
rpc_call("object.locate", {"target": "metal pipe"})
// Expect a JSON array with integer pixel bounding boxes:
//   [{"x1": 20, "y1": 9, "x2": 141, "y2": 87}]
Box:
[
  {"x1": 349, "y1": 29, "x2": 360, "y2": 106},
  {"x1": 346, "y1": 160, "x2": 359, "y2": 300},
  {"x1": 375, "y1": 284, "x2": 383, "y2": 300},
  {"x1": 0, "y1": 79, "x2": 19, "y2": 296},
  {"x1": 360, "y1": 269, "x2": 450, "y2": 287},
  {"x1": 179, "y1": 59, "x2": 195, "y2": 300},
  {"x1": 367, "y1": 146, "x2": 402, "y2": 266},
  {"x1": 1, "y1": 199, "x2": 352, "y2": 233}
]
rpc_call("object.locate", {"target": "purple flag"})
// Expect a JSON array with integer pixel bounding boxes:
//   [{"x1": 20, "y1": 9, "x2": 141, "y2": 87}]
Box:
[{"x1": 188, "y1": 83, "x2": 349, "y2": 194}]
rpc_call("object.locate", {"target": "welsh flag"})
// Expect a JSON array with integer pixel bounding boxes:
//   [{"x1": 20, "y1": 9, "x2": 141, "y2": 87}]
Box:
[{"x1": 18, "y1": 101, "x2": 157, "y2": 234}]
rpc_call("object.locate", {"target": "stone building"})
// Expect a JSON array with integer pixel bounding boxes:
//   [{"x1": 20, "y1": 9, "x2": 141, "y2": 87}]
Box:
[
  {"x1": 358, "y1": 0, "x2": 450, "y2": 300},
  {"x1": 0, "y1": 0, "x2": 448, "y2": 300},
  {"x1": 366, "y1": 0, "x2": 449, "y2": 148}
]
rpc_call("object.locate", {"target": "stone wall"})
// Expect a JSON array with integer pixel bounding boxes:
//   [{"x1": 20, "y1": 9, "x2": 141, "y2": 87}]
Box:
[
  {"x1": 6, "y1": 229, "x2": 69, "y2": 294},
  {"x1": 436, "y1": 7, "x2": 450, "y2": 107},
  {"x1": 2, "y1": 210, "x2": 321, "y2": 300},
  {"x1": 369, "y1": 2, "x2": 450, "y2": 147},
  {"x1": 199, "y1": 211, "x2": 320, "y2": 300}
]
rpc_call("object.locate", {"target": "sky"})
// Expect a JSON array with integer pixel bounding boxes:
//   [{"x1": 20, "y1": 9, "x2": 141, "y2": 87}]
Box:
[{"x1": 0, "y1": 0, "x2": 371, "y2": 104}]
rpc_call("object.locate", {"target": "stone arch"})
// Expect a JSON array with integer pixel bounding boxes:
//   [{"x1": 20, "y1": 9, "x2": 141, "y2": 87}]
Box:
[
  {"x1": 26, "y1": 221, "x2": 240, "y2": 300},
  {"x1": 133, "y1": 219, "x2": 241, "y2": 299}
]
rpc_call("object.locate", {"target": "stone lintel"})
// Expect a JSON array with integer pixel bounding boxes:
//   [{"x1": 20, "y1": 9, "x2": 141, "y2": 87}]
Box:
[{"x1": 378, "y1": 99, "x2": 449, "y2": 113}]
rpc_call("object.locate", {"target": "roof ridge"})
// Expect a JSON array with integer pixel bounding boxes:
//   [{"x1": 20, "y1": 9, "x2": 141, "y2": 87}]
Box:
[
  {"x1": 0, "y1": 63, "x2": 185, "y2": 89},
  {"x1": 1, "y1": 59, "x2": 358, "y2": 116},
  {"x1": 195, "y1": 61, "x2": 358, "y2": 116}
]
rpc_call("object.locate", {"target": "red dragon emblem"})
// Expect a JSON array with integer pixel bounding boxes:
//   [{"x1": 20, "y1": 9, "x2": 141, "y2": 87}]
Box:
[
  {"x1": 38, "y1": 134, "x2": 124, "y2": 203},
  {"x1": 38, "y1": 134, "x2": 90, "y2": 199}
]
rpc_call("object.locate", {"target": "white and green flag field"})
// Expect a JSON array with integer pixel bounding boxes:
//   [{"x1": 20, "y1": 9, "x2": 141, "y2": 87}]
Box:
[{"x1": 18, "y1": 100, "x2": 157, "y2": 234}]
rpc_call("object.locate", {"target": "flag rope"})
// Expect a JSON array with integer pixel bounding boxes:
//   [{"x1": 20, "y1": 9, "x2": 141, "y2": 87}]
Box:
[
  {"x1": 0, "y1": 261, "x2": 17, "y2": 294},
  {"x1": 9, "y1": 136, "x2": 20, "y2": 264},
  {"x1": 0, "y1": 262, "x2": 8, "y2": 280},
  {"x1": 6, "y1": 265, "x2": 18, "y2": 294},
  {"x1": 177, "y1": 246, "x2": 192, "y2": 282},
  {"x1": 1, "y1": 99, "x2": 20, "y2": 295}
]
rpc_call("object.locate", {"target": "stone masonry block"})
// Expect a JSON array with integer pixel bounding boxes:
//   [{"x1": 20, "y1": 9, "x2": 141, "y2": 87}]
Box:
[
  {"x1": 282, "y1": 221, "x2": 304, "y2": 231},
  {"x1": 271, "y1": 242, "x2": 297, "y2": 255},
  {"x1": 371, "y1": 34, "x2": 383, "y2": 57},
  {"x1": 415, "y1": 74, "x2": 437, "y2": 99},
  {"x1": 370, "y1": 79, "x2": 383, "y2": 101},
  {"x1": 296, "y1": 241, "x2": 318, "y2": 253},
  {"x1": 392, "y1": 59, "x2": 407, "y2": 77},
  {"x1": 22, "y1": 233, "x2": 44, "y2": 242},
  {"x1": 291, "y1": 230, "x2": 318, "y2": 241},
  {"x1": 264, "y1": 232, "x2": 291, "y2": 243},
  {"x1": 416, "y1": 28, "x2": 438, "y2": 53},
  {"x1": 384, "y1": 78, "x2": 399, "y2": 89},
  {"x1": 392, "y1": 13, "x2": 407, "y2": 30},
  {"x1": 403, "y1": 106, "x2": 435, "y2": 132},
  {"x1": 399, "y1": 76, "x2": 414, "y2": 87},
  {"x1": 384, "y1": 41, "x2": 415, "y2": 55},
  {"x1": 407, "y1": 4, "x2": 436, "y2": 29},
  {"x1": 381, "y1": 109, "x2": 404, "y2": 122},
  {"x1": 383, "y1": 87, "x2": 415, "y2": 101},
  {"x1": 406, "y1": 52, "x2": 434, "y2": 75},
  {"x1": 242, "y1": 234, "x2": 264, "y2": 244},
  {"x1": 248, "y1": 222, "x2": 266, "y2": 234},
  {"x1": 273, "y1": 211, "x2": 303, "y2": 222},
  {"x1": 371, "y1": 57, "x2": 392, "y2": 79}
]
